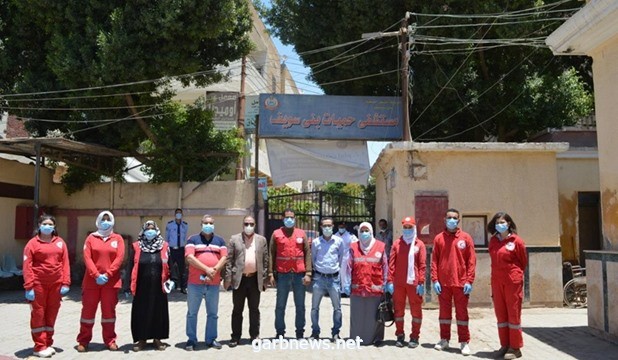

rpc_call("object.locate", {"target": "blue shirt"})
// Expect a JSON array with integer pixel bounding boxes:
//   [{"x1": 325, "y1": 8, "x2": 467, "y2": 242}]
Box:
[
  {"x1": 165, "y1": 220, "x2": 189, "y2": 248},
  {"x1": 311, "y1": 235, "x2": 344, "y2": 274}
]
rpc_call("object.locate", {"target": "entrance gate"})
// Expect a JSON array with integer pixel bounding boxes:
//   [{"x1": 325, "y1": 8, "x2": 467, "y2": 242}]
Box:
[{"x1": 265, "y1": 191, "x2": 374, "y2": 241}]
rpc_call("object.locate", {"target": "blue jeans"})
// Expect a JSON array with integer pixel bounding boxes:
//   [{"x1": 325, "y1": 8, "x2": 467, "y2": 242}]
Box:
[
  {"x1": 186, "y1": 283, "x2": 220, "y2": 344},
  {"x1": 275, "y1": 272, "x2": 306, "y2": 336},
  {"x1": 311, "y1": 274, "x2": 342, "y2": 336}
]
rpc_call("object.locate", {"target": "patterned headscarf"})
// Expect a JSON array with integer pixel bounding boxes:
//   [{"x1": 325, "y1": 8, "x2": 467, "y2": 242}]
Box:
[{"x1": 138, "y1": 220, "x2": 164, "y2": 253}]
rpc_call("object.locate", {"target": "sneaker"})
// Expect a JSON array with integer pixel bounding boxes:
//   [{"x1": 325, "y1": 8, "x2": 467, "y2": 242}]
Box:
[
  {"x1": 503, "y1": 348, "x2": 522, "y2": 359},
  {"x1": 153, "y1": 339, "x2": 166, "y2": 351},
  {"x1": 495, "y1": 347, "x2": 509, "y2": 358},
  {"x1": 76, "y1": 344, "x2": 87, "y2": 353},
  {"x1": 395, "y1": 335, "x2": 405, "y2": 348},
  {"x1": 181, "y1": 288, "x2": 187, "y2": 294},
  {"x1": 408, "y1": 338, "x2": 419, "y2": 348},
  {"x1": 460, "y1": 342, "x2": 471, "y2": 356},
  {"x1": 296, "y1": 332, "x2": 304, "y2": 340},
  {"x1": 308, "y1": 333, "x2": 320, "y2": 340},
  {"x1": 185, "y1": 341, "x2": 196, "y2": 351},
  {"x1": 275, "y1": 333, "x2": 285, "y2": 339},
  {"x1": 207, "y1": 340, "x2": 222, "y2": 349},
  {"x1": 33, "y1": 348, "x2": 54, "y2": 358},
  {"x1": 332, "y1": 334, "x2": 341, "y2": 342},
  {"x1": 108, "y1": 342, "x2": 119, "y2": 351},
  {"x1": 229, "y1": 339, "x2": 239, "y2": 348},
  {"x1": 48, "y1": 347, "x2": 56, "y2": 355},
  {"x1": 434, "y1": 339, "x2": 449, "y2": 351},
  {"x1": 133, "y1": 341, "x2": 146, "y2": 352}
]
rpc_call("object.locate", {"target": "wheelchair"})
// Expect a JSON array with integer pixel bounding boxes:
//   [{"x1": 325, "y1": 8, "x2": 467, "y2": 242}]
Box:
[{"x1": 562, "y1": 262, "x2": 587, "y2": 308}]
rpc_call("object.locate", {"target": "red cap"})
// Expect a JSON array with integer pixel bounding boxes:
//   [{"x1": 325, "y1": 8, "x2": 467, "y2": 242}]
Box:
[{"x1": 401, "y1": 216, "x2": 416, "y2": 226}]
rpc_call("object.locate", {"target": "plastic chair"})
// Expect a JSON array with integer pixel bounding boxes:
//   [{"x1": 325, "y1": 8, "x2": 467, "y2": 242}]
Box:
[{"x1": 2, "y1": 254, "x2": 23, "y2": 276}]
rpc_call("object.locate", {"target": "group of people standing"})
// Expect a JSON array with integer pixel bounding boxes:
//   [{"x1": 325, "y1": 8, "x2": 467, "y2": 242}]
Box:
[{"x1": 22, "y1": 207, "x2": 527, "y2": 360}]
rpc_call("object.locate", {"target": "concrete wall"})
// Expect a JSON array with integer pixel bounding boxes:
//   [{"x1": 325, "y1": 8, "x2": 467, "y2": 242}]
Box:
[
  {"x1": 586, "y1": 251, "x2": 618, "y2": 342},
  {"x1": 556, "y1": 154, "x2": 600, "y2": 263},
  {"x1": 372, "y1": 142, "x2": 567, "y2": 306},
  {"x1": 591, "y1": 35, "x2": 618, "y2": 252}
]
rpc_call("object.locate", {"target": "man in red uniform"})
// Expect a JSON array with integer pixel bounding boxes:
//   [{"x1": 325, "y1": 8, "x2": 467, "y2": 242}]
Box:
[
  {"x1": 431, "y1": 208, "x2": 476, "y2": 356},
  {"x1": 268, "y1": 208, "x2": 312, "y2": 339},
  {"x1": 387, "y1": 216, "x2": 426, "y2": 348},
  {"x1": 77, "y1": 211, "x2": 125, "y2": 352}
]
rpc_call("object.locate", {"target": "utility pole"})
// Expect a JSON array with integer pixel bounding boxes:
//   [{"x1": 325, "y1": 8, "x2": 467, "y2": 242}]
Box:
[
  {"x1": 362, "y1": 12, "x2": 412, "y2": 141},
  {"x1": 235, "y1": 56, "x2": 247, "y2": 180},
  {"x1": 401, "y1": 13, "x2": 411, "y2": 141}
]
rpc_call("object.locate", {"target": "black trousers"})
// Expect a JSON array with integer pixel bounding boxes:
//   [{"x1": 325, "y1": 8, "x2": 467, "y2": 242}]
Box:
[
  {"x1": 169, "y1": 247, "x2": 186, "y2": 289},
  {"x1": 231, "y1": 275, "x2": 261, "y2": 340}
]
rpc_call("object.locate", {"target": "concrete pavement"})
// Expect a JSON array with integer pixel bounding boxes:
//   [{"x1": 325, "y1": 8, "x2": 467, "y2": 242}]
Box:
[{"x1": 0, "y1": 288, "x2": 616, "y2": 360}]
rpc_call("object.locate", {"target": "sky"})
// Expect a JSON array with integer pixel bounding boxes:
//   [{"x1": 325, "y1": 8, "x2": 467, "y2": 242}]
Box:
[{"x1": 269, "y1": 37, "x2": 390, "y2": 167}]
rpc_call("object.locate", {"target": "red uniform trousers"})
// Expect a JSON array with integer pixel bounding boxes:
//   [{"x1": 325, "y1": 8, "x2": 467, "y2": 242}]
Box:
[
  {"x1": 30, "y1": 283, "x2": 62, "y2": 351},
  {"x1": 393, "y1": 283, "x2": 423, "y2": 339},
  {"x1": 77, "y1": 287, "x2": 119, "y2": 346},
  {"x1": 492, "y1": 278, "x2": 523, "y2": 348},
  {"x1": 438, "y1": 285, "x2": 470, "y2": 343}
]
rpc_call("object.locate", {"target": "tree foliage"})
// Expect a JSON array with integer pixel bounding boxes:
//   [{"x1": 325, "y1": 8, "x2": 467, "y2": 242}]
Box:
[
  {"x1": 0, "y1": 0, "x2": 253, "y2": 192},
  {"x1": 259, "y1": 0, "x2": 593, "y2": 141}
]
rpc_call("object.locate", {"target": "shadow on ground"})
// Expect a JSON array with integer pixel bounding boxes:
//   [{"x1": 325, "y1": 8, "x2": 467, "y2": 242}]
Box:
[{"x1": 524, "y1": 326, "x2": 618, "y2": 360}]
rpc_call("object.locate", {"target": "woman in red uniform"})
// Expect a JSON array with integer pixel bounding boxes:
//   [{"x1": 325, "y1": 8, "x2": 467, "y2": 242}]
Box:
[
  {"x1": 488, "y1": 212, "x2": 527, "y2": 360},
  {"x1": 23, "y1": 214, "x2": 71, "y2": 358},
  {"x1": 76, "y1": 210, "x2": 125, "y2": 352}
]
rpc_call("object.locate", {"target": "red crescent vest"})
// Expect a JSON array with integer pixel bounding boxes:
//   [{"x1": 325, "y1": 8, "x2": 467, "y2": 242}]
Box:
[
  {"x1": 273, "y1": 227, "x2": 306, "y2": 273},
  {"x1": 351, "y1": 240, "x2": 386, "y2": 296},
  {"x1": 130, "y1": 241, "x2": 170, "y2": 295}
]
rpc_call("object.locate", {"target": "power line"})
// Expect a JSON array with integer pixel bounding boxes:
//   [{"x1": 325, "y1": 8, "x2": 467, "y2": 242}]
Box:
[{"x1": 409, "y1": 0, "x2": 577, "y2": 19}]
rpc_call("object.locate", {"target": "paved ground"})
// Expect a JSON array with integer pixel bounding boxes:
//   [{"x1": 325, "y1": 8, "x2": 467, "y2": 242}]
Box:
[{"x1": 0, "y1": 288, "x2": 616, "y2": 360}]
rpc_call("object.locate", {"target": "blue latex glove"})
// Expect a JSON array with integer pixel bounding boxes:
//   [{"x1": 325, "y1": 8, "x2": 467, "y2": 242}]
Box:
[
  {"x1": 60, "y1": 286, "x2": 70, "y2": 295},
  {"x1": 343, "y1": 285, "x2": 351, "y2": 296},
  {"x1": 433, "y1": 281, "x2": 442, "y2": 295},
  {"x1": 463, "y1": 283, "x2": 473, "y2": 295},
  {"x1": 385, "y1": 282, "x2": 394, "y2": 295},
  {"x1": 416, "y1": 284, "x2": 425, "y2": 296},
  {"x1": 25, "y1": 289, "x2": 35, "y2": 301},
  {"x1": 96, "y1": 274, "x2": 109, "y2": 285}
]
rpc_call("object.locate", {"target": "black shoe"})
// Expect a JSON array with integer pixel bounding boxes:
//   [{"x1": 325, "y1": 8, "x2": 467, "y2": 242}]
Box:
[
  {"x1": 408, "y1": 338, "x2": 419, "y2": 348},
  {"x1": 275, "y1": 333, "x2": 285, "y2": 339},
  {"x1": 332, "y1": 334, "x2": 342, "y2": 342},
  {"x1": 229, "y1": 339, "x2": 239, "y2": 348},
  {"x1": 207, "y1": 340, "x2": 222, "y2": 350},
  {"x1": 373, "y1": 340, "x2": 383, "y2": 347},
  {"x1": 308, "y1": 333, "x2": 319, "y2": 340},
  {"x1": 296, "y1": 332, "x2": 304, "y2": 339},
  {"x1": 181, "y1": 288, "x2": 187, "y2": 294},
  {"x1": 395, "y1": 335, "x2": 405, "y2": 348}
]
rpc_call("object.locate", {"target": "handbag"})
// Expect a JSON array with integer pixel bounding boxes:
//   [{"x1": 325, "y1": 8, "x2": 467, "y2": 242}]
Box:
[{"x1": 377, "y1": 292, "x2": 395, "y2": 327}]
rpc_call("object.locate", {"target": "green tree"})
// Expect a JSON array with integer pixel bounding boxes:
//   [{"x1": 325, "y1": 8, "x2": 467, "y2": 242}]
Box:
[
  {"x1": 0, "y1": 0, "x2": 253, "y2": 192},
  {"x1": 258, "y1": 0, "x2": 593, "y2": 141}
]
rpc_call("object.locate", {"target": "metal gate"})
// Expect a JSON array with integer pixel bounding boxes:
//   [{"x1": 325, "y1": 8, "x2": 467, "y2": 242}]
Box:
[{"x1": 265, "y1": 191, "x2": 375, "y2": 241}]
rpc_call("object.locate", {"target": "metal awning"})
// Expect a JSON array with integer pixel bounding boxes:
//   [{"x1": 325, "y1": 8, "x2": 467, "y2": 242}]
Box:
[{"x1": 0, "y1": 137, "x2": 138, "y2": 173}]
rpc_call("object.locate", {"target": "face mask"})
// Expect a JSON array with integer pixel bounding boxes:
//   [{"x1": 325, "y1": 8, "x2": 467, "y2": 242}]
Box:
[
  {"x1": 380, "y1": 227, "x2": 387, "y2": 232},
  {"x1": 359, "y1": 231, "x2": 372, "y2": 242},
  {"x1": 40, "y1": 224, "x2": 54, "y2": 235},
  {"x1": 338, "y1": 228, "x2": 346, "y2": 234},
  {"x1": 175, "y1": 213, "x2": 182, "y2": 220},
  {"x1": 322, "y1": 226, "x2": 333, "y2": 237},
  {"x1": 446, "y1": 218, "x2": 459, "y2": 230},
  {"x1": 202, "y1": 224, "x2": 214, "y2": 234},
  {"x1": 283, "y1": 217, "x2": 295, "y2": 228},
  {"x1": 402, "y1": 228, "x2": 415, "y2": 240},
  {"x1": 99, "y1": 220, "x2": 112, "y2": 231},
  {"x1": 144, "y1": 229, "x2": 157, "y2": 240},
  {"x1": 244, "y1": 225, "x2": 255, "y2": 235},
  {"x1": 495, "y1": 223, "x2": 509, "y2": 234}
]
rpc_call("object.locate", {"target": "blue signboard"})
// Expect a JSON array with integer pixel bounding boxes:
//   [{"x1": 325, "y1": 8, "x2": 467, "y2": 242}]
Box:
[{"x1": 258, "y1": 94, "x2": 403, "y2": 140}]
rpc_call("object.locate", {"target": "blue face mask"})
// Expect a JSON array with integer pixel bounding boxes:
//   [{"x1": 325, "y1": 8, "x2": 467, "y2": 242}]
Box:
[
  {"x1": 144, "y1": 229, "x2": 157, "y2": 240},
  {"x1": 495, "y1": 223, "x2": 509, "y2": 234},
  {"x1": 40, "y1": 224, "x2": 54, "y2": 235},
  {"x1": 322, "y1": 226, "x2": 333, "y2": 237},
  {"x1": 175, "y1": 213, "x2": 182, "y2": 220},
  {"x1": 338, "y1": 228, "x2": 346, "y2": 234},
  {"x1": 359, "y1": 231, "x2": 372, "y2": 241},
  {"x1": 283, "y1": 217, "x2": 295, "y2": 228},
  {"x1": 446, "y1": 218, "x2": 459, "y2": 230},
  {"x1": 202, "y1": 224, "x2": 215, "y2": 234},
  {"x1": 402, "y1": 229, "x2": 415, "y2": 238},
  {"x1": 99, "y1": 220, "x2": 112, "y2": 231}
]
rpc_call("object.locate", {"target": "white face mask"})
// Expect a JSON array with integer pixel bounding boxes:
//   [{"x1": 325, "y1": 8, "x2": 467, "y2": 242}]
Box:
[{"x1": 244, "y1": 225, "x2": 255, "y2": 235}]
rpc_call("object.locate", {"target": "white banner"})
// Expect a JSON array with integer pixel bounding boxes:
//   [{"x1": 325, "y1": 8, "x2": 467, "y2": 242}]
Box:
[{"x1": 265, "y1": 139, "x2": 370, "y2": 185}]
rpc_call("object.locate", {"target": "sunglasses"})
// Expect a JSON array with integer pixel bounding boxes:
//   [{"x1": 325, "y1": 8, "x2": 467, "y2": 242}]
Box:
[{"x1": 244, "y1": 222, "x2": 255, "y2": 226}]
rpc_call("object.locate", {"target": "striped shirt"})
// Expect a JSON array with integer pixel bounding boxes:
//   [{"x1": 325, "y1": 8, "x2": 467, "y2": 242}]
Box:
[{"x1": 185, "y1": 233, "x2": 227, "y2": 285}]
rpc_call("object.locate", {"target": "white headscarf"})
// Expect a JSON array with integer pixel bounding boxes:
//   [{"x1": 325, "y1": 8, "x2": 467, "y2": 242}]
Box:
[
  {"x1": 93, "y1": 210, "x2": 115, "y2": 239},
  {"x1": 358, "y1": 221, "x2": 375, "y2": 253}
]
